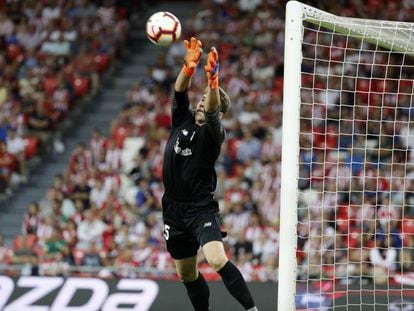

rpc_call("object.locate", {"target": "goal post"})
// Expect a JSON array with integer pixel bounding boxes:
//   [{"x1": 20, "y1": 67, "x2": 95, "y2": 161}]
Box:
[
  {"x1": 278, "y1": 1, "x2": 303, "y2": 310},
  {"x1": 279, "y1": 1, "x2": 414, "y2": 310}
]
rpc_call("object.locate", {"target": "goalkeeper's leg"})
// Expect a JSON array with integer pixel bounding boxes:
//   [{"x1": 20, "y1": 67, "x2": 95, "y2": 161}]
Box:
[
  {"x1": 175, "y1": 256, "x2": 210, "y2": 311},
  {"x1": 203, "y1": 241, "x2": 258, "y2": 311}
]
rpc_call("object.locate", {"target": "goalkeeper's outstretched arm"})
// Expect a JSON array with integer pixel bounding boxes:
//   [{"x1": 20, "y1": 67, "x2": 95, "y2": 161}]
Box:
[
  {"x1": 175, "y1": 37, "x2": 202, "y2": 92},
  {"x1": 204, "y1": 47, "x2": 220, "y2": 113},
  {"x1": 204, "y1": 47, "x2": 227, "y2": 146},
  {"x1": 175, "y1": 67, "x2": 192, "y2": 92}
]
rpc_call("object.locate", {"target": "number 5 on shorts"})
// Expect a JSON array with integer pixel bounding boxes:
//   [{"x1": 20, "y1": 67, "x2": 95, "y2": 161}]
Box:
[{"x1": 163, "y1": 224, "x2": 170, "y2": 240}]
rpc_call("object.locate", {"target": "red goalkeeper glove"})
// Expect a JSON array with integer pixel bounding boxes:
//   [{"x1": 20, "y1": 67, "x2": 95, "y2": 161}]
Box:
[
  {"x1": 182, "y1": 37, "x2": 202, "y2": 77},
  {"x1": 205, "y1": 47, "x2": 219, "y2": 90}
]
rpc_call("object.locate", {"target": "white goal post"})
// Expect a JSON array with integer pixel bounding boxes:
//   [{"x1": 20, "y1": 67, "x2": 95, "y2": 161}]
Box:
[{"x1": 279, "y1": 1, "x2": 414, "y2": 310}]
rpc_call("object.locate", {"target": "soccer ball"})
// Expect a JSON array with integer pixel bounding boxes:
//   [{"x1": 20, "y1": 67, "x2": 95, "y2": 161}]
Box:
[{"x1": 146, "y1": 12, "x2": 182, "y2": 46}]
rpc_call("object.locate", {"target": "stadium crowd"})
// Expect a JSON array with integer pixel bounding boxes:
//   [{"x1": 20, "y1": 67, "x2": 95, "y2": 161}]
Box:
[
  {"x1": 0, "y1": 0, "x2": 413, "y2": 285},
  {"x1": 296, "y1": 0, "x2": 414, "y2": 285},
  {"x1": 0, "y1": 0, "x2": 129, "y2": 195}
]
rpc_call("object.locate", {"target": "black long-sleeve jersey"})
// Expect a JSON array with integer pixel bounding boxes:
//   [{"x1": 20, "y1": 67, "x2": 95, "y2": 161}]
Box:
[{"x1": 162, "y1": 90, "x2": 225, "y2": 205}]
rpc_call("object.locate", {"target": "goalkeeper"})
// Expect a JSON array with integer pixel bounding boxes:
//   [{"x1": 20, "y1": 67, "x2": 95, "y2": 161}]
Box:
[{"x1": 161, "y1": 37, "x2": 258, "y2": 311}]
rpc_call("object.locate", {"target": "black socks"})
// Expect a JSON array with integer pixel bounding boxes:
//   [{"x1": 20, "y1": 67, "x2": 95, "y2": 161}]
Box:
[
  {"x1": 218, "y1": 261, "x2": 256, "y2": 310},
  {"x1": 183, "y1": 272, "x2": 210, "y2": 311},
  {"x1": 183, "y1": 263, "x2": 256, "y2": 311}
]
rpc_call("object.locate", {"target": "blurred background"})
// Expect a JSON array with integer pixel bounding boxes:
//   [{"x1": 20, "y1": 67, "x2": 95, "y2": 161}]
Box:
[{"x1": 0, "y1": 0, "x2": 412, "y2": 309}]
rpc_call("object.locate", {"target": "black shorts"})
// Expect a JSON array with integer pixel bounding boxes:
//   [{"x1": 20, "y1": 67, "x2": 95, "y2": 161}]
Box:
[{"x1": 162, "y1": 196, "x2": 225, "y2": 260}]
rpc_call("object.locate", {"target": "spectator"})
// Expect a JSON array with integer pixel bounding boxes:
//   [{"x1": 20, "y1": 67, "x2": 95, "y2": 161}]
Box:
[
  {"x1": 76, "y1": 0, "x2": 97, "y2": 19},
  {"x1": 105, "y1": 139, "x2": 122, "y2": 170},
  {"x1": 89, "y1": 128, "x2": 106, "y2": 165},
  {"x1": 41, "y1": 33, "x2": 70, "y2": 56},
  {"x1": 102, "y1": 240, "x2": 119, "y2": 266},
  {"x1": 233, "y1": 231, "x2": 253, "y2": 262},
  {"x1": 68, "y1": 142, "x2": 91, "y2": 174},
  {"x1": 42, "y1": 0, "x2": 61, "y2": 23},
  {"x1": 71, "y1": 174, "x2": 91, "y2": 208},
  {"x1": 27, "y1": 96, "x2": 53, "y2": 146},
  {"x1": 258, "y1": 188, "x2": 279, "y2": 226},
  {"x1": 77, "y1": 210, "x2": 106, "y2": 249},
  {"x1": 23, "y1": 202, "x2": 41, "y2": 235},
  {"x1": 256, "y1": 257, "x2": 278, "y2": 282},
  {"x1": 238, "y1": 102, "x2": 261, "y2": 126},
  {"x1": 114, "y1": 223, "x2": 130, "y2": 247},
  {"x1": 60, "y1": 244, "x2": 75, "y2": 267},
  {"x1": 236, "y1": 129, "x2": 261, "y2": 163},
  {"x1": 51, "y1": 78, "x2": 70, "y2": 116},
  {"x1": 251, "y1": 231, "x2": 277, "y2": 264},
  {"x1": 89, "y1": 178, "x2": 109, "y2": 209},
  {"x1": 237, "y1": 252, "x2": 255, "y2": 282},
  {"x1": 97, "y1": 0, "x2": 116, "y2": 26},
  {"x1": 223, "y1": 202, "x2": 250, "y2": 235},
  {"x1": 6, "y1": 128, "x2": 26, "y2": 181},
  {"x1": 401, "y1": 235, "x2": 414, "y2": 272},
  {"x1": 0, "y1": 13, "x2": 14, "y2": 36},
  {"x1": 0, "y1": 116, "x2": 10, "y2": 142},
  {"x1": 36, "y1": 216, "x2": 55, "y2": 244},
  {"x1": 62, "y1": 219, "x2": 78, "y2": 248},
  {"x1": 369, "y1": 236, "x2": 398, "y2": 285},
  {"x1": 115, "y1": 245, "x2": 137, "y2": 278},
  {"x1": 132, "y1": 236, "x2": 152, "y2": 266},
  {"x1": 17, "y1": 23, "x2": 42, "y2": 50},
  {"x1": 12, "y1": 235, "x2": 39, "y2": 275},
  {"x1": 0, "y1": 140, "x2": 15, "y2": 189},
  {"x1": 44, "y1": 229, "x2": 66, "y2": 261},
  {"x1": 0, "y1": 234, "x2": 12, "y2": 264},
  {"x1": 81, "y1": 241, "x2": 103, "y2": 267}
]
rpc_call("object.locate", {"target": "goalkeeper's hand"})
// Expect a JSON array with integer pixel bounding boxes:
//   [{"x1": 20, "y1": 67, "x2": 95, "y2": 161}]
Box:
[
  {"x1": 182, "y1": 37, "x2": 202, "y2": 77},
  {"x1": 205, "y1": 47, "x2": 219, "y2": 90}
]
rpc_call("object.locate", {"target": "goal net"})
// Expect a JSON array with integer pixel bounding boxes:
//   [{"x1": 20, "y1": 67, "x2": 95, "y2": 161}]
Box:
[{"x1": 279, "y1": 1, "x2": 414, "y2": 310}]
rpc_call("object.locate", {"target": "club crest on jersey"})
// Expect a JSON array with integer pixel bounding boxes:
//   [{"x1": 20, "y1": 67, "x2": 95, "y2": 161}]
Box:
[
  {"x1": 181, "y1": 129, "x2": 189, "y2": 136},
  {"x1": 174, "y1": 137, "x2": 192, "y2": 156}
]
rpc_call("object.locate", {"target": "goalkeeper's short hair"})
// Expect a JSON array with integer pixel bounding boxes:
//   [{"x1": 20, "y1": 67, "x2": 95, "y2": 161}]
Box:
[{"x1": 219, "y1": 87, "x2": 231, "y2": 113}]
